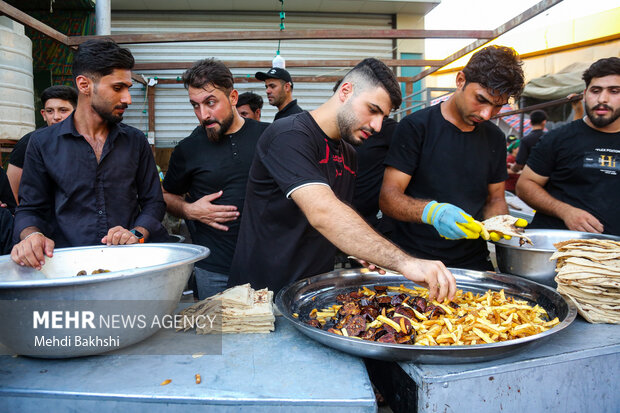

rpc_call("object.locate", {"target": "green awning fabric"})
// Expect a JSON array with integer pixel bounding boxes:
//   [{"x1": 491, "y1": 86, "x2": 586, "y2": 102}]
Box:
[
  {"x1": 521, "y1": 62, "x2": 589, "y2": 122},
  {"x1": 27, "y1": 10, "x2": 96, "y2": 85}
]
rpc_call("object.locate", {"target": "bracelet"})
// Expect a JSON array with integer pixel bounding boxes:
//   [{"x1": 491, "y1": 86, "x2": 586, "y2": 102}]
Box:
[{"x1": 23, "y1": 231, "x2": 44, "y2": 241}]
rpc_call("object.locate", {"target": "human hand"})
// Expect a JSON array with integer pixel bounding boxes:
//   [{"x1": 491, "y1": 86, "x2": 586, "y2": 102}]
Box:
[
  {"x1": 0, "y1": 201, "x2": 6, "y2": 208},
  {"x1": 101, "y1": 226, "x2": 142, "y2": 245},
  {"x1": 561, "y1": 206, "x2": 603, "y2": 233},
  {"x1": 399, "y1": 258, "x2": 456, "y2": 302},
  {"x1": 487, "y1": 218, "x2": 528, "y2": 242},
  {"x1": 11, "y1": 231, "x2": 55, "y2": 270},
  {"x1": 187, "y1": 191, "x2": 239, "y2": 231},
  {"x1": 422, "y1": 201, "x2": 483, "y2": 240}
]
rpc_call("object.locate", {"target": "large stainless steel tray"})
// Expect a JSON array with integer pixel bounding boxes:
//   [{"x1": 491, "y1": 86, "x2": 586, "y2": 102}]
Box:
[{"x1": 276, "y1": 268, "x2": 577, "y2": 363}]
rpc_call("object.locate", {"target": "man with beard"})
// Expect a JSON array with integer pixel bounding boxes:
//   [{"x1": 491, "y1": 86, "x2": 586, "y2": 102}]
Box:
[
  {"x1": 11, "y1": 39, "x2": 166, "y2": 269},
  {"x1": 229, "y1": 58, "x2": 456, "y2": 302},
  {"x1": 162, "y1": 59, "x2": 268, "y2": 298},
  {"x1": 255, "y1": 67, "x2": 303, "y2": 120},
  {"x1": 517, "y1": 57, "x2": 620, "y2": 235},
  {"x1": 379, "y1": 46, "x2": 525, "y2": 271}
]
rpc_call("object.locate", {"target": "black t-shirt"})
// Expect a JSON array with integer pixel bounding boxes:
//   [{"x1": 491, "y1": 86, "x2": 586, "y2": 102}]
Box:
[
  {"x1": 353, "y1": 117, "x2": 397, "y2": 224},
  {"x1": 527, "y1": 120, "x2": 620, "y2": 234},
  {"x1": 515, "y1": 128, "x2": 544, "y2": 166},
  {"x1": 384, "y1": 103, "x2": 507, "y2": 268},
  {"x1": 0, "y1": 167, "x2": 16, "y2": 214},
  {"x1": 274, "y1": 99, "x2": 304, "y2": 121},
  {"x1": 9, "y1": 130, "x2": 36, "y2": 169},
  {"x1": 229, "y1": 111, "x2": 357, "y2": 293},
  {"x1": 163, "y1": 118, "x2": 268, "y2": 274}
]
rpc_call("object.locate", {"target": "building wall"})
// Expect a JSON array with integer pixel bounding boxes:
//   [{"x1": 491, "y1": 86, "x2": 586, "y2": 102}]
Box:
[{"x1": 112, "y1": 11, "x2": 407, "y2": 148}]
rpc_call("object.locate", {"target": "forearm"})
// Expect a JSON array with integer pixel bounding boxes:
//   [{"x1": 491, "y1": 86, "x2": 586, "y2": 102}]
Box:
[
  {"x1": 19, "y1": 226, "x2": 42, "y2": 240},
  {"x1": 296, "y1": 188, "x2": 411, "y2": 273},
  {"x1": 163, "y1": 191, "x2": 190, "y2": 219},
  {"x1": 516, "y1": 178, "x2": 570, "y2": 219},
  {"x1": 379, "y1": 186, "x2": 428, "y2": 223},
  {"x1": 482, "y1": 198, "x2": 509, "y2": 219}
]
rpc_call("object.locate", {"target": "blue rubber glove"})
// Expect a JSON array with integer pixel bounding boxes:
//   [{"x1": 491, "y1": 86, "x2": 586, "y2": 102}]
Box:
[{"x1": 422, "y1": 201, "x2": 482, "y2": 240}]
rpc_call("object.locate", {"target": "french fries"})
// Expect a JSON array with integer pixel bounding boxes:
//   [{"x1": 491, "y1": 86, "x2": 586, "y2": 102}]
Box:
[{"x1": 309, "y1": 285, "x2": 560, "y2": 346}]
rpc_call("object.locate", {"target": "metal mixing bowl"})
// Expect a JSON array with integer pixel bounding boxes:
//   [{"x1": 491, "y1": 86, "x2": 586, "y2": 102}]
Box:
[
  {"x1": 493, "y1": 229, "x2": 620, "y2": 287},
  {"x1": 0, "y1": 243, "x2": 208, "y2": 358}
]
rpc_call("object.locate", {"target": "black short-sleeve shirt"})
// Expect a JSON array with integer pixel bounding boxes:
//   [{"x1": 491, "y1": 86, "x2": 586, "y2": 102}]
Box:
[
  {"x1": 353, "y1": 117, "x2": 397, "y2": 221},
  {"x1": 515, "y1": 129, "x2": 544, "y2": 166},
  {"x1": 229, "y1": 112, "x2": 357, "y2": 293},
  {"x1": 384, "y1": 104, "x2": 507, "y2": 267},
  {"x1": 274, "y1": 99, "x2": 304, "y2": 121},
  {"x1": 163, "y1": 119, "x2": 268, "y2": 274},
  {"x1": 526, "y1": 120, "x2": 620, "y2": 234},
  {"x1": 9, "y1": 130, "x2": 35, "y2": 169}
]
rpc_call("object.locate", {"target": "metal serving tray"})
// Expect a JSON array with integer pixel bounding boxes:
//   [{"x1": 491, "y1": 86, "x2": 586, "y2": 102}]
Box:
[{"x1": 275, "y1": 268, "x2": 577, "y2": 363}]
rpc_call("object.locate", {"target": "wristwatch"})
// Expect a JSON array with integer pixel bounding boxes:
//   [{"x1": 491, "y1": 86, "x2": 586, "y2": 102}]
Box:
[{"x1": 129, "y1": 228, "x2": 145, "y2": 243}]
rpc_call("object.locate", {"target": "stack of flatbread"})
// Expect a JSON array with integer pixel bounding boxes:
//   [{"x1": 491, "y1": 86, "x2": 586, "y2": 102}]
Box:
[
  {"x1": 552, "y1": 239, "x2": 620, "y2": 324},
  {"x1": 177, "y1": 283, "x2": 275, "y2": 334}
]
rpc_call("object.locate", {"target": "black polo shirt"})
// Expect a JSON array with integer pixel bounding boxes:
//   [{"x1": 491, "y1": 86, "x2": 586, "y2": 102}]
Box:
[
  {"x1": 274, "y1": 99, "x2": 304, "y2": 121},
  {"x1": 163, "y1": 118, "x2": 268, "y2": 274}
]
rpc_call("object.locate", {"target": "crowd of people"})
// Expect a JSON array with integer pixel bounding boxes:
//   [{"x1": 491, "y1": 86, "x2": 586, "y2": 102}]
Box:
[{"x1": 2, "y1": 38, "x2": 618, "y2": 303}]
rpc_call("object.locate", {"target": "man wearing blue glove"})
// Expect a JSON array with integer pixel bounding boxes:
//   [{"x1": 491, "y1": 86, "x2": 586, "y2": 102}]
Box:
[{"x1": 379, "y1": 46, "x2": 525, "y2": 270}]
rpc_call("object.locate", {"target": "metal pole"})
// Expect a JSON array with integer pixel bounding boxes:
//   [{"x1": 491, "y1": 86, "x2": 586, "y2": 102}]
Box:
[{"x1": 95, "y1": 0, "x2": 111, "y2": 36}]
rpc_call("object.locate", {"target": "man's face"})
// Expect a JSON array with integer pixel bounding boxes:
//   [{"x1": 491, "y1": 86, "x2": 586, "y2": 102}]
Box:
[
  {"x1": 336, "y1": 86, "x2": 391, "y2": 146},
  {"x1": 584, "y1": 74, "x2": 620, "y2": 129},
  {"x1": 236, "y1": 104, "x2": 260, "y2": 121},
  {"x1": 265, "y1": 79, "x2": 288, "y2": 107},
  {"x1": 40, "y1": 99, "x2": 74, "y2": 126},
  {"x1": 90, "y1": 68, "x2": 132, "y2": 124},
  {"x1": 188, "y1": 84, "x2": 236, "y2": 143},
  {"x1": 454, "y1": 73, "x2": 508, "y2": 127}
]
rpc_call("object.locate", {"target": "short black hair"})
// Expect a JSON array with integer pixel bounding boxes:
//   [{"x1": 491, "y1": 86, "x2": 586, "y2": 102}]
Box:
[
  {"x1": 41, "y1": 85, "x2": 78, "y2": 108},
  {"x1": 236, "y1": 92, "x2": 263, "y2": 111},
  {"x1": 342, "y1": 58, "x2": 402, "y2": 110},
  {"x1": 183, "y1": 58, "x2": 234, "y2": 93},
  {"x1": 582, "y1": 57, "x2": 620, "y2": 88},
  {"x1": 72, "y1": 39, "x2": 134, "y2": 80},
  {"x1": 462, "y1": 46, "x2": 524, "y2": 99},
  {"x1": 529, "y1": 110, "x2": 547, "y2": 125}
]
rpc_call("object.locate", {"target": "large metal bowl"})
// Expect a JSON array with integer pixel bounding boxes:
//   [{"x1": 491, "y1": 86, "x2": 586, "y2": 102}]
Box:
[
  {"x1": 276, "y1": 268, "x2": 577, "y2": 363},
  {"x1": 493, "y1": 229, "x2": 620, "y2": 287},
  {"x1": 0, "y1": 243, "x2": 208, "y2": 358}
]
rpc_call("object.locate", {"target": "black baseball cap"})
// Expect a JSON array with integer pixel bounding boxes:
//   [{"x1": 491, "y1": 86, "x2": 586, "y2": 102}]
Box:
[{"x1": 255, "y1": 67, "x2": 293, "y2": 86}]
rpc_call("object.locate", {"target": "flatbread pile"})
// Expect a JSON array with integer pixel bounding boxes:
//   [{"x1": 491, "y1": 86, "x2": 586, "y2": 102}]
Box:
[
  {"x1": 482, "y1": 215, "x2": 532, "y2": 244},
  {"x1": 551, "y1": 239, "x2": 620, "y2": 324},
  {"x1": 177, "y1": 283, "x2": 275, "y2": 334}
]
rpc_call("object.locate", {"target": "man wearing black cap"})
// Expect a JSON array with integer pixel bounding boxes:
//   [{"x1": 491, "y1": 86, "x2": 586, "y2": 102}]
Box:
[{"x1": 255, "y1": 67, "x2": 303, "y2": 120}]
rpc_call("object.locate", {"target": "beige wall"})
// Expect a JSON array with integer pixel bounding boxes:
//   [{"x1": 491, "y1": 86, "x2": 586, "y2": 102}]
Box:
[{"x1": 425, "y1": 7, "x2": 620, "y2": 89}]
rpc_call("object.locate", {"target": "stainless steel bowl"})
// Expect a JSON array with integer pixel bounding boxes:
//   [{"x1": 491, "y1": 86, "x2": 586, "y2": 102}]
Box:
[
  {"x1": 493, "y1": 229, "x2": 620, "y2": 287},
  {"x1": 0, "y1": 243, "x2": 208, "y2": 358},
  {"x1": 276, "y1": 268, "x2": 576, "y2": 363}
]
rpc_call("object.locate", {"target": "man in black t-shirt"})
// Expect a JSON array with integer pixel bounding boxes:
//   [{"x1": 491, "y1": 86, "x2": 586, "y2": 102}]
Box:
[
  {"x1": 7, "y1": 85, "x2": 77, "y2": 204},
  {"x1": 380, "y1": 46, "x2": 525, "y2": 270},
  {"x1": 230, "y1": 59, "x2": 456, "y2": 301},
  {"x1": 163, "y1": 59, "x2": 268, "y2": 299},
  {"x1": 517, "y1": 57, "x2": 620, "y2": 235},
  {"x1": 353, "y1": 117, "x2": 398, "y2": 233},
  {"x1": 511, "y1": 110, "x2": 547, "y2": 173},
  {"x1": 255, "y1": 68, "x2": 303, "y2": 120}
]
